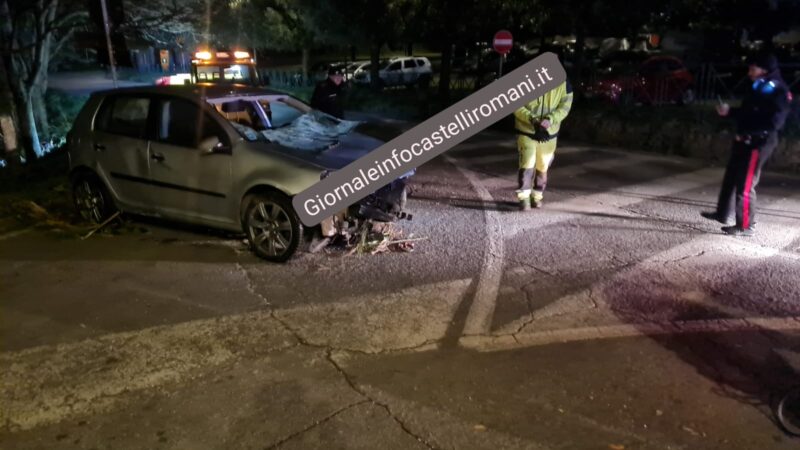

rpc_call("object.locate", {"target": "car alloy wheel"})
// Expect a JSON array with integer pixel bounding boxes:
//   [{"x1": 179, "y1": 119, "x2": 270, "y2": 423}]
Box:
[
  {"x1": 72, "y1": 176, "x2": 114, "y2": 223},
  {"x1": 244, "y1": 193, "x2": 302, "y2": 262}
]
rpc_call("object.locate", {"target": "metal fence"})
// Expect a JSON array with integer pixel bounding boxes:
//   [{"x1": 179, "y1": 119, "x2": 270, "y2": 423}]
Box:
[{"x1": 258, "y1": 69, "x2": 318, "y2": 88}]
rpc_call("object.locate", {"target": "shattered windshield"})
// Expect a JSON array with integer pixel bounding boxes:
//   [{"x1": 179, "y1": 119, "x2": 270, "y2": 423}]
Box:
[{"x1": 215, "y1": 96, "x2": 361, "y2": 151}]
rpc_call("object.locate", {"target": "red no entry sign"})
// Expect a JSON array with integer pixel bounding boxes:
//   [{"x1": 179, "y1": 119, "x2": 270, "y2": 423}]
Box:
[{"x1": 493, "y1": 30, "x2": 513, "y2": 54}]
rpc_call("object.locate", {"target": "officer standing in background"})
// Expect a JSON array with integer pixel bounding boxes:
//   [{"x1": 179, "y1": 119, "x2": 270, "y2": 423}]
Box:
[
  {"x1": 701, "y1": 53, "x2": 792, "y2": 236},
  {"x1": 513, "y1": 80, "x2": 573, "y2": 210},
  {"x1": 311, "y1": 67, "x2": 345, "y2": 119}
]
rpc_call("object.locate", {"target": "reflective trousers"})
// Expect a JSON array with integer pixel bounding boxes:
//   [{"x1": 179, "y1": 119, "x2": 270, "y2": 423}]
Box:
[{"x1": 516, "y1": 135, "x2": 557, "y2": 201}]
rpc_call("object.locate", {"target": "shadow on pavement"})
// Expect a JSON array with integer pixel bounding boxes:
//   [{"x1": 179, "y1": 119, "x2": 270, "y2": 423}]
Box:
[{"x1": 601, "y1": 254, "x2": 800, "y2": 437}]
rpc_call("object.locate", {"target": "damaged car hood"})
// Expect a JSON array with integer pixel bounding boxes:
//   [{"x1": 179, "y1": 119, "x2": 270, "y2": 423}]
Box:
[{"x1": 277, "y1": 130, "x2": 386, "y2": 170}]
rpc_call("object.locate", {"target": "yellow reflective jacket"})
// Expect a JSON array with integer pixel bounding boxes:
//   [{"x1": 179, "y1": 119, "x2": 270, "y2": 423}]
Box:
[{"x1": 514, "y1": 81, "x2": 573, "y2": 138}]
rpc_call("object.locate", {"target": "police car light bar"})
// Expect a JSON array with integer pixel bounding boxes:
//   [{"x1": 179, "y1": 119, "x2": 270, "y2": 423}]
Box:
[
  {"x1": 234, "y1": 51, "x2": 250, "y2": 59},
  {"x1": 194, "y1": 51, "x2": 212, "y2": 60}
]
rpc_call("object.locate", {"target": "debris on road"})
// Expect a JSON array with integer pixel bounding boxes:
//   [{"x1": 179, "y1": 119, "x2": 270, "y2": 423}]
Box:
[
  {"x1": 81, "y1": 211, "x2": 122, "y2": 240},
  {"x1": 341, "y1": 221, "x2": 425, "y2": 255},
  {"x1": 681, "y1": 425, "x2": 703, "y2": 437}
]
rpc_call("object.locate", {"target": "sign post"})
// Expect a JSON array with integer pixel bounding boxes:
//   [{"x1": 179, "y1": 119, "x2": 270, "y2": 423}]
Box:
[{"x1": 493, "y1": 30, "x2": 513, "y2": 78}]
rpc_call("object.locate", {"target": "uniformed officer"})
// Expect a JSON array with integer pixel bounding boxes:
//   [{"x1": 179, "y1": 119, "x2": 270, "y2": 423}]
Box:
[
  {"x1": 310, "y1": 67, "x2": 345, "y2": 118},
  {"x1": 513, "y1": 80, "x2": 573, "y2": 210},
  {"x1": 702, "y1": 53, "x2": 792, "y2": 236}
]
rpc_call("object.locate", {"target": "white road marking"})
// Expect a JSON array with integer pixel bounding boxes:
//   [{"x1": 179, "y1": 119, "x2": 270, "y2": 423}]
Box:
[
  {"x1": 459, "y1": 316, "x2": 800, "y2": 353},
  {"x1": 448, "y1": 146, "x2": 721, "y2": 336},
  {"x1": 502, "y1": 167, "x2": 720, "y2": 238},
  {"x1": 445, "y1": 155, "x2": 504, "y2": 335},
  {"x1": 492, "y1": 197, "x2": 800, "y2": 336}
]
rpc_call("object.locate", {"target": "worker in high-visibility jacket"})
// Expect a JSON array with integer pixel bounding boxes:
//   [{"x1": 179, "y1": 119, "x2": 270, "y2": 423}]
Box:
[{"x1": 513, "y1": 80, "x2": 573, "y2": 210}]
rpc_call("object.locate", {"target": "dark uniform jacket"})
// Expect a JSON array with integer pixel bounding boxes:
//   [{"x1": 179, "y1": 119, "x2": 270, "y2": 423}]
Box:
[
  {"x1": 310, "y1": 78, "x2": 344, "y2": 119},
  {"x1": 732, "y1": 71, "x2": 792, "y2": 135}
]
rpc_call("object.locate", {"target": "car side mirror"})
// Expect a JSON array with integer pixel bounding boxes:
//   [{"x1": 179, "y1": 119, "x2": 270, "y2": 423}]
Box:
[{"x1": 198, "y1": 136, "x2": 230, "y2": 155}]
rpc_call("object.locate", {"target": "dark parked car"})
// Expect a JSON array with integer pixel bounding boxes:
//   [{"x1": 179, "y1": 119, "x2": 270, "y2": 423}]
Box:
[
  {"x1": 584, "y1": 55, "x2": 695, "y2": 105},
  {"x1": 67, "y1": 84, "x2": 412, "y2": 262}
]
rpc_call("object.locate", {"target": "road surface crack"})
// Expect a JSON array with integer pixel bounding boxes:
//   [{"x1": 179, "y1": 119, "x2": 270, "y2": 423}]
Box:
[
  {"x1": 236, "y1": 261, "x2": 270, "y2": 306},
  {"x1": 325, "y1": 350, "x2": 438, "y2": 450},
  {"x1": 661, "y1": 250, "x2": 706, "y2": 266},
  {"x1": 264, "y1": 400, "x2": 370, "y2": 449}
]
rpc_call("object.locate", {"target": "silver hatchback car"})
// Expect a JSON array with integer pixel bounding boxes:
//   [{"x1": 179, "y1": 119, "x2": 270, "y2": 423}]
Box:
[{"x1": 67, "y1": 85, "x2": 411, "y2": 262}]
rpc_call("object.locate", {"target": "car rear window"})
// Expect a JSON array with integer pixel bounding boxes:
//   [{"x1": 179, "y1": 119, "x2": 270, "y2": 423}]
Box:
[
  {"x1": 416, "y1": 58, "x2": 427, "y2": 66},
  {"x1": 95, "y1": 96, "x2": 150, "y2": 139},
  {"x1": 403, "y1": 59, "x2": 417, "y2": 68}
]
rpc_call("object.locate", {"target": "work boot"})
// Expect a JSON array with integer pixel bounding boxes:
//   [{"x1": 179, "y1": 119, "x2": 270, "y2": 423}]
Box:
[
  {"x1": 722, "y1": 226, "x2": 754, "y2": 237},
  {"x1": 701, "y1": 211, "x2": 734, "y2": 225},
  {"x1": 519, "y1": 197, "x2": 531, "y2": 211}
]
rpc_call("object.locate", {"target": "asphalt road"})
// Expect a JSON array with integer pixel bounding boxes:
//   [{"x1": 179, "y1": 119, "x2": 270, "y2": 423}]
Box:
[{"x1": 2, "y1": 130, "x2": 800, "y2": 449}]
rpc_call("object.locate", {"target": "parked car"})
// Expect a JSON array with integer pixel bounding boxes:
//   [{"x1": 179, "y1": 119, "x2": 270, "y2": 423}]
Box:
[
  {"x1": 584, "y1": 55, "x2": 695, "y2": 105},
  {"x1": 352, "y1": 56, "x2": 432, "y2": 87},
  {"x1": 345, "y1": 61, "x2": 370, "y2": 82},
  {"x1": 311, "y1": 61, "x2": 349, "y2": 81},
  {"x1": 67, "y1": 84, "x2": 412, "y2": 262}
]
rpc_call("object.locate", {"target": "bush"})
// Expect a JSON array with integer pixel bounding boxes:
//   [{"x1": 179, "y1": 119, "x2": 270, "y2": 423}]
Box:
[
  {"x1": 561, "y1": 99, "x2": 800, "y2": 173},
  {"x1": 44, "y1": 90, "x2": 88, "y2": 143}
]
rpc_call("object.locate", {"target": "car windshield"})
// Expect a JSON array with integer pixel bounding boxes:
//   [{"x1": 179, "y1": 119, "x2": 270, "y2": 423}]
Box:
[{"x1": 209, "y1": 95, "x2": 361, "y2": 151}]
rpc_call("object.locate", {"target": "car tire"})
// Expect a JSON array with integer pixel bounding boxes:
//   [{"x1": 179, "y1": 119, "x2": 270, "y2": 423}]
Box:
[
  {"x1": 242, "y1": 192, "x2": 302, "y2": 263},
  {"x1": 71, "y1": 172, "x2": 117, "y2": 223}
]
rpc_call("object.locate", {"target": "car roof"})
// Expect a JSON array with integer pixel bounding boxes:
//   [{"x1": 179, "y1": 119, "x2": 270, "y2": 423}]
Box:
[
  {"x1": 387, "y1": 56, "x2": 416, "y2": 62},
  {"x1": 94, "y1": 83, "x2": 288, "y2": 101}
]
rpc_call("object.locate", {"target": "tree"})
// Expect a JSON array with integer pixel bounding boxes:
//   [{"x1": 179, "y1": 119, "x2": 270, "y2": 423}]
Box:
[
  {"x1": 294, "y1": 0, "x2": 414, "y2": 89},
  {"x1": 417, "y1": 0, "x2": 544, "y2": 100},
  {"x1": 0, "y1": 0, "x2": 86, "y2": 160}
]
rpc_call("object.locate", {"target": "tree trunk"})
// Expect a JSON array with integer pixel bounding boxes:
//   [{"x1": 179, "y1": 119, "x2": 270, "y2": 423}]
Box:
[
  {"x1": 369, "y1": 43, "x2": 381, "y2": 90},
  {"x1": 12, "y1": 88, "x2": 42, "y2": 160},
  {"x1": 406, "y1": 43, "x2": 413, "y2": 56},
  {"x1": 438, "y1": 42, "x2": 453, "y2": 101},
  {"x1": 32, "y1": 85, "x2": 48, "y2": 141}
]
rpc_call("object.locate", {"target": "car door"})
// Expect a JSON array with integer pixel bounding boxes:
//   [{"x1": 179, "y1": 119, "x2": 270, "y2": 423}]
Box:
[
  {"x1": 92, "y1": 94, "x2": 154, "y2": 210},
  {"x1": 384, "y1": 61, "x2": 402, "y2": 85},
  {"x1": 402, "y1": 59, "x2": 418, "y2": 84},
  {"x1": 147, "y1": 96, "x2": 233, "y2": 222}
]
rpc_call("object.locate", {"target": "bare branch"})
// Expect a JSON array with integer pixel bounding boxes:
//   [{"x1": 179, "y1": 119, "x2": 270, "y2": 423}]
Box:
[{"x1": 49, "y1": 25, "x2": 74, "y2": 57}]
